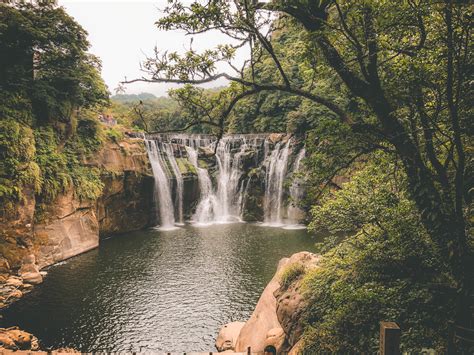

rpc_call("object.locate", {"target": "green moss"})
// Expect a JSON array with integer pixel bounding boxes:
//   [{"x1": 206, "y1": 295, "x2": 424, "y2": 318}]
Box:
[
  {"x1": 198, "y1": 159, "x2": 208, "y2": 169},
  {"x1": 71, "y1": 166, "x2": 104, "y2": 201},
  {"x1": 176, "y1": 157, "x2": 197, "y2": 175},
  {"x1": 105, "y1": 126, "x2": 124, "y2": 144},
  {"x1": 279, "y1": 262, "x2": 306, "y2": 290},
  {"x1": 35, "y1": 128, "x2": 71, "y2": 201}
]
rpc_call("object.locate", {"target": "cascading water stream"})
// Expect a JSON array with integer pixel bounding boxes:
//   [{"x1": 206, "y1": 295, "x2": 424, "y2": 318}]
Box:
[
  {"x1": 185, "y1": 146, "x2": 219, "y2": 224},
  {"x1": 145, "y1": 140, "x2": 177, "y2": 230},
  {"x1": 263, "y1": 140, "x2": 291, "y2": 226},
  {"x1": 286, "y1": 147, "x2": 306, "y2": 229},
  {"x1": 214, "y1": 137, "x2": 248, "y2": 222}
]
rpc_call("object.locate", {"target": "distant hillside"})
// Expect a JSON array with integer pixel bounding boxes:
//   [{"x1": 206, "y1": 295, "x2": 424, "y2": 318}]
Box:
[{"x1": 111, "y1": 93, "x2": 157, "y2": 103}]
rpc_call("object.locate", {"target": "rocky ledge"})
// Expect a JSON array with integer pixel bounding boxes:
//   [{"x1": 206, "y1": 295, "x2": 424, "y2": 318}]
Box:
[
  {"x1": 216, "y1": 251, "x2": 321, "y2": 353},
  {"x1": 0, "y1": 326, "x2": 77, "y2": 353}
]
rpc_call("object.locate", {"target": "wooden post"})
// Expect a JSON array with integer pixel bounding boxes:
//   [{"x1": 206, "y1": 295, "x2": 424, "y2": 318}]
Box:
[{"x1": 380, "y1": 321, "x2": 401, "y2": 355}]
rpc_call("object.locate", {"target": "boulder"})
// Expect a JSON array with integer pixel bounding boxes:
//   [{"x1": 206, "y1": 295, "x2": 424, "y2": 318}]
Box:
[
  {"x1": 0, "y1": 327, "x2": 39, "y2": 351},
  {"x1": 216, "y1": 321, "x2": 245, "y2": 352},
  {"x1": 19, "y1": 262, "x2": 39, "y2": 274},
  {"x1": 21, "y1": 271, "x2": 43, "y2": 285},
  {"x1": 288, "y1": 339, "x2": 304, "y2": 355},
  {"x1": 6, "y1": 277, "x2": 22, "y2": 288},
  {"x1": 8, "y1": 289, "x2": 22, "y2": 299},
  {"x1": 22, "y1": 254, "x2": 36, "y2": 265},
  {"x1": 0, "y1": 258, "x2": 10, "y2": 274},
  {"x1": 18, "y1": 256, "x2": 43, "y2": 285},
  {"x1": 268, "y1": 133, "x2": 286, "y2": 144},
  {"x1": 275, "y1": 253, "x2": 321, "y2": 347},
  {"x1": 0, "y1": 333, "x2": 17, "y2": 350},
  {"x1": 234, "y1": 257, "x2": 291, "y2": 353}
]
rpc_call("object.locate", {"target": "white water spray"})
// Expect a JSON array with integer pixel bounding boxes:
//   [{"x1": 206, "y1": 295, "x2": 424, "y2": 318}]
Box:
[{"x1": 145, "y1": 140, "x2": 178, "y2": 230}]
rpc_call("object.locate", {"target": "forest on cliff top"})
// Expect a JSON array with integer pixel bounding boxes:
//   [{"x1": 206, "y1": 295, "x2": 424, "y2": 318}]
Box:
[{"x1": 0, "y1": 1, "x2": 472, "y2": 353}]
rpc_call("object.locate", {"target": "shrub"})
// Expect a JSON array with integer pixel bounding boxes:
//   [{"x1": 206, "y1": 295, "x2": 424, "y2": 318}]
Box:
[
  {"x1": 0, "y1": 119, "x2": 41, "y2": 215},
  {"x1": 301, "y1": 155, "x2": 453, "y2": 353}
]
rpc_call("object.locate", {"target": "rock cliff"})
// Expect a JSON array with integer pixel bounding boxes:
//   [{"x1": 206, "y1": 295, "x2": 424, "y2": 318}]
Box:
[{"x1": 0, "y1": 138, "x2": 155, "y2": 306}]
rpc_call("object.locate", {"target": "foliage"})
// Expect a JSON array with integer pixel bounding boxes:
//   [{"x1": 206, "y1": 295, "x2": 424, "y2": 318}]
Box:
[
  {"x1": 0, "y1": 2, "x2": 109, "y2": 123},
  {"x1": 110, "y1": 94, "x2": 188, "y2": 133},
  {"x1": 34, "y1": 120, "x2": 104, "y2": 204},
  {"x1": 0, "y1": 119, "x2": 41, "y2": 214},
  {"x1": 34, "y1": 128, "x2": 71, "y2": 201},
  {"x1": 0, "y1": 2, "x2": 109, "y2": 221},
  {"x1": 302, "y1": 156, "x2": 453, "y2": 353}
]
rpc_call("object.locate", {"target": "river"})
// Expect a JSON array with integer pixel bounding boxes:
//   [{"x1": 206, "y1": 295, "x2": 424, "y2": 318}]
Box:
[{"x1": 1, "y1": 224, "x2": 315, "y2": 352}]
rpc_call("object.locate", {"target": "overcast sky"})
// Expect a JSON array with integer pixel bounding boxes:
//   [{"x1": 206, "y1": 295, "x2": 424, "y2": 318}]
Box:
[{"x1": 59, "y1": 1, "x2": 247, "y2": 97}]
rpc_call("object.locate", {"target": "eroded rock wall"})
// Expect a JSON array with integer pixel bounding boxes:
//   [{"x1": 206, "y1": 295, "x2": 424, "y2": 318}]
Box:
[
  {"x1": 94, "y1": 140, "x2": 155, "y2": 237},
  {"x1": 0, "y1": 138, "x2": 156, "y2": 276}
]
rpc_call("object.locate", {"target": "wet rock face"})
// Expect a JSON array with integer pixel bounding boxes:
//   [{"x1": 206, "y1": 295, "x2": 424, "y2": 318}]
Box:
[
  {"x1": 0, "y1": 187, "x2": 36, "y2": 270},
  {"x1": 0, "y1": 139, "x2": 156, "y2": 275},
  {"x1": 18, "y1": 254, "x2": 42, "y2": 285},
  {"x1": 97, "y1": 171, "x2": 154, "y2": 238},
  {"x1": 242, "y1": 167, "x2": 265, "y2": 222},
  {"x1": 274, "y1": 252, "x2": 321, "y2": 350},
  {"x1": 94, "y1": 139, "x2": 155, "y2": 237},
  {"x1": 34, "y1": 190, "x2": 100, "y2": 269},
  {"x1": 182, "y1": 176, "x2": 200, "y2": 219}
]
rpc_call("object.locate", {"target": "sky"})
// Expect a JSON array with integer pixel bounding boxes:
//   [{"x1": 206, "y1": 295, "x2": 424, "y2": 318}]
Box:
[{"x1": 59, "y1": 1, "x2": 247, "y2": 97}]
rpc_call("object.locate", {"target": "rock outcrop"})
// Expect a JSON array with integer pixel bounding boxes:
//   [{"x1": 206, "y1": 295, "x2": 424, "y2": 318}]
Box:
[
  {"x1": 94, "y1": 140, "x2": 154, "y2": 237},
  {"x1": 33, "y1": 189, "x2": 100, "y2": 269},
  {"x1": 217, "y1": 251, "x2": 321, "y2": 354},
  {"x1": 0, "y1": 327, "x2": 39, "y2": 351}
]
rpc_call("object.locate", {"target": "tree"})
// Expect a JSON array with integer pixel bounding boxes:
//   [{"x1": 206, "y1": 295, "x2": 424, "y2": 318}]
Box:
[
  {"x1": 0, "y1": 2, "x2": 109, "y2": 125},
  {"x1": 124, "y1": 0, "x2": 472, "y2": 333}
]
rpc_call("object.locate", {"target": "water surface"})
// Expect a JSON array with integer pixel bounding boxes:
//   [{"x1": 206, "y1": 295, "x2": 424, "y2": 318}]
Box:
[{"x1": 1, "y1": 224, "x2": 315, "y2": 352}]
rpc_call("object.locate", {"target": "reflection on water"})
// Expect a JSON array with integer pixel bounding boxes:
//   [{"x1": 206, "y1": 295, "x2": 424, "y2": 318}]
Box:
[{"x1": 1, "y1": 224, "x2": 315, "y2": 352}]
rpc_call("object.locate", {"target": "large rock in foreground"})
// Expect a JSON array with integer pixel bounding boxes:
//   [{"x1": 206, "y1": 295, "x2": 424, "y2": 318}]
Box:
[{"x1": 217, "y1": 251, "x2": 321, "y2": 353}]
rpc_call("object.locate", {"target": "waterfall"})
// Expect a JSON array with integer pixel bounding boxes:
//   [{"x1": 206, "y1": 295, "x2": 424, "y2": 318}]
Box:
[
  {"x1": 143, "y1": 133, "x2": 306, "y2": 228},
  {"x1": 263, "y1": 140, "x2": 291, "y2": 226},
  {"x1": 286, "y1": 147, "x2": 306, "y2": 229},
  {"x1": 145, "y1": 140, "x2": 177, "y2": 230},
  {"x1": 163, "y1": 143, "x2": 184, "y2": 224},
  {"x1": 214, "y1": 137, "x2": 248, "y2": 222},
  {"x1": 185, "y1": 146, "x2": 219, "y2": 224}
]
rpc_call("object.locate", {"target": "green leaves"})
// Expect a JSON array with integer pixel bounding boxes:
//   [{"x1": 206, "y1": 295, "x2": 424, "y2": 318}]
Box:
[
  {"x1": 0, "y1": 3, "x2": 109, "y2": 122},
  {"x1": 300, "y1": 153, "x2": 453, "y2": 352}
]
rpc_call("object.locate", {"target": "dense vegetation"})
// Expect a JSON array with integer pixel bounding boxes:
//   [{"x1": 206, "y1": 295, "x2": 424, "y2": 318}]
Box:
[
  {"x1": 125, "y1": 0, "x2": 472, "y2": 352},
  {"x1": 1, "y1": 0, "x2": 472, "y2": 353},
  {"x1": 0, "y1": 2, "x2": 109, "y2": 220}
]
